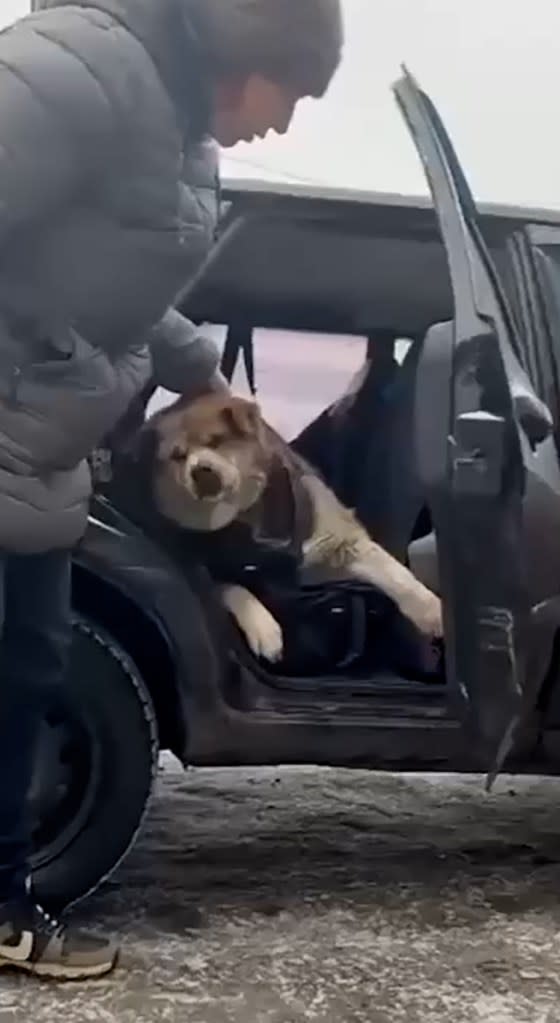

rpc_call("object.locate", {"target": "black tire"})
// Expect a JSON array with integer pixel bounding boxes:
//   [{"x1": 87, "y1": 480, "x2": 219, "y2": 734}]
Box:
[{"x1": 31, "y1": 618, "x2": 159, "y2": 910}]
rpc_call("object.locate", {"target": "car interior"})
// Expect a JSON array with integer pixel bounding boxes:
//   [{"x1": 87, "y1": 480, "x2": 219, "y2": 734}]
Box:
[
  {"x1": 218, "y1": 323, "x2": 444, "y2": 688},
  {"x1": 177, "y1": 187, "x2": 528, "y2": 694}
]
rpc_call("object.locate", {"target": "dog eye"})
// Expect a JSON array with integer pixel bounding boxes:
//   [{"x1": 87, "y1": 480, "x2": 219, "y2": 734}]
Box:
[{"x1": 170, "y1": 447, "x2": 186, "y2": 462}]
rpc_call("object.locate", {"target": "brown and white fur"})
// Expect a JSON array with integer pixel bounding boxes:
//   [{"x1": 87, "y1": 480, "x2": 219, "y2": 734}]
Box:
[{"x1": 132, "y1": 393, "x2": 443, "y2": 662}]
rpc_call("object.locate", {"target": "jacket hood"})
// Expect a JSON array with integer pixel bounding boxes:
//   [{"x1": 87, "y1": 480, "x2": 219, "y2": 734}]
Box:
[{"x1": 34, "y1": 0, "x2": 211, "y2": 140}]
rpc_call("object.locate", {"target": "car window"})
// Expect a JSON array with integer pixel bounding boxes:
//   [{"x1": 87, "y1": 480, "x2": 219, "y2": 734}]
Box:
[{"x1": 228, "y1": 328, "x2": 366, "y2": 440}]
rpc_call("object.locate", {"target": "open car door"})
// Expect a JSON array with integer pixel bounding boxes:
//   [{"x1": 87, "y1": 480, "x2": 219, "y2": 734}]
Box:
[{"x1": 393, "y1": 70, "x2": 560, "y2": 784}]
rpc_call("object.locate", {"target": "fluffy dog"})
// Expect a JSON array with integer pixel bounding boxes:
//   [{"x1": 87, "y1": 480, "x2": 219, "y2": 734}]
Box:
[{"x1": 120, "y1": 393, "x2": 443, "y2": 663}]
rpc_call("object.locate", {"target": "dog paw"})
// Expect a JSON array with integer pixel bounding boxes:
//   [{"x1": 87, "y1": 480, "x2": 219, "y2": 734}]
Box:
[
  {"x1": 221, "y1": 586, "x2": 284, "y2": 663},
  {"x1": 403, "y1": 589, "x2": 444, "y2": 639},
  {"x1": 244, "y1": 605, "x2": 285, "y2": 663}
]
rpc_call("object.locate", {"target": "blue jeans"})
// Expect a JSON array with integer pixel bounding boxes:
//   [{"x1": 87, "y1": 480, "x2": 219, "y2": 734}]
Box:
[{"x1": 0, "y1": 551, "x2": 72, "y2": 902}]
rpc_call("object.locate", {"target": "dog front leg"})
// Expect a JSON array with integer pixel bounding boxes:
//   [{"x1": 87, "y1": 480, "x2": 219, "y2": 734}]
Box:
[
  {"x1": 219, "y1": 585, "x2": 284, "y2": 663},
  {"x1": 300, "y1": 474, "x2": 443, "y2": 639},
  {"x1": 346, "y1": 543, "x2": 443, "y2": 639}
]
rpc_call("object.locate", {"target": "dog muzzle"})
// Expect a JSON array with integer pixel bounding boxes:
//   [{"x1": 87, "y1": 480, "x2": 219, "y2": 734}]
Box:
[{"x1": 157, "y1": 449, "x2": 268, "y2": 533}]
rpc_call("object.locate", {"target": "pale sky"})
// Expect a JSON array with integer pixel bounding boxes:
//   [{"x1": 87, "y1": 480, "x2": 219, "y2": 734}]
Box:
[{"x1": 4, "y1": 0, "x2": 560, "y2": 209}]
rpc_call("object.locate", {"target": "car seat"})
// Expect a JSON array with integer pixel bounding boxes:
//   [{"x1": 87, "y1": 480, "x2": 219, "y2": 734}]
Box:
[
  {"x1": 407, "y1": 531, "x2": 440, "y2": 594},
  {"x1": 293, "y1": 332, "x2": 431, "y2": 563}
]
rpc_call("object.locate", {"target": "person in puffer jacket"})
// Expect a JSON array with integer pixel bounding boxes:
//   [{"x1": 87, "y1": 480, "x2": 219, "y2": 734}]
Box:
[
  {"x1": 0, "y1": 0, "x2": 344, "y2": 981},
  {"x1": 90, "y1": 133, "x2": 225, "y2": 482}
]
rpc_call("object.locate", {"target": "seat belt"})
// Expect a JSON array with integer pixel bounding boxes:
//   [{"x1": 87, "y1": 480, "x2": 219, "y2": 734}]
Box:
[
  {"x1": 331, "y1": 333, "x2": 397, "y2": 501},
  {"x1": 220, "y1": 324, "x2": 256, "y2": 395}
]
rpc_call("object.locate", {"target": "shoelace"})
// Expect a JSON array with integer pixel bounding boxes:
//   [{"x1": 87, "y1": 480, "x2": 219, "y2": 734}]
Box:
[{"x1": 35, "y1": 904, "x2": 65, "y2": 941}]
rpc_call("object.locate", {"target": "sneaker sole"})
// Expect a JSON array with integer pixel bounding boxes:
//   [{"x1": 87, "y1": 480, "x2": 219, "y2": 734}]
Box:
[{"x1": 0, "y1": 949, "x2": 118, "y2": 981}]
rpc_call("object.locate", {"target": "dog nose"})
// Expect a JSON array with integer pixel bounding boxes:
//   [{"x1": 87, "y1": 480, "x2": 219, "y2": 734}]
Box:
[{"x1": 190, "y1": 463, "x2": 223, "y2": 499}]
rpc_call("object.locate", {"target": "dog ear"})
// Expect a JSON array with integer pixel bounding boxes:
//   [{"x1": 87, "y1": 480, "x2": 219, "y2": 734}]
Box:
[{"x1": 224, "y1": 398, "x2": 262, "y2": 440}]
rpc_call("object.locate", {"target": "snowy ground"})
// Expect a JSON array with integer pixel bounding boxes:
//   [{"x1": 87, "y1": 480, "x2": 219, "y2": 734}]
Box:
[
  {"x1": 5, "y1": 332, "x2": 559, "y2": 1020},
  {"x1": 5, "y1": 758, "x2": 560, "y2": 1022}
]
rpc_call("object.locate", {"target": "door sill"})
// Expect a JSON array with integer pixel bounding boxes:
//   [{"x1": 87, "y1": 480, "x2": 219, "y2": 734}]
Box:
[{"x1": 231, "y1": 660, "x2": 450, "y2": 721}]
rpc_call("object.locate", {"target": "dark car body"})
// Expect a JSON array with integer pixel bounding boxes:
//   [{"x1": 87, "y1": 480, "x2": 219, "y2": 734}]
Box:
[{"x1": 33, "y1": 71, "x2": 560, "y2": 907}]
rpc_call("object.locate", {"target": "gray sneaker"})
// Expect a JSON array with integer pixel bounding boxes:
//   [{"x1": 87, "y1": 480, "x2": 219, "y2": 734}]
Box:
[{"x1": 0, "y1": 900, "x2": 118, "y2": 980}]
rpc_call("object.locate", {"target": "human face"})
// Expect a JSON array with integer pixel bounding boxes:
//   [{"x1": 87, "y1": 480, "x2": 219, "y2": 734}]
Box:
[{"x1": 212, "y1": 74, "x2": 301, "y2": 147}]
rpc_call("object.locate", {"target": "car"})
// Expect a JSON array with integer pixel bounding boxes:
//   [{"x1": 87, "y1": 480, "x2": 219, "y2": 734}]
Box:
[{"x1": 31, "y1": 69, "x2": 560, "y2": 910}]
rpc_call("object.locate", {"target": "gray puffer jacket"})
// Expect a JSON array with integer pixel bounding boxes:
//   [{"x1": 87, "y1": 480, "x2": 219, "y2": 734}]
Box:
[{"x1": 0, "y1": 0, "x2": 222, "y2": 552}]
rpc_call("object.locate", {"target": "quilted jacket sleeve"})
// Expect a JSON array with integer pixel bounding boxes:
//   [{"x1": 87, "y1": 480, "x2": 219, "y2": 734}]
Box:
[
  {"x1": 181, "y1": 136, "x2": 221, "y2": 242},
  {"x1": 149, "y1": 308, "x2": 224, "y2": 396},
  {"x1": 0, "y1": 14, "x2": 113, "y2": 251},
  {"x1": 149, "y1": 137, "x2": 224, "y2": 396}
]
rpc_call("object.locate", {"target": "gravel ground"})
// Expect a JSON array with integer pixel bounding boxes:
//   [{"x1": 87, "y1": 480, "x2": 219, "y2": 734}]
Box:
[{"x1": 4, "y1": 757, "x2": 560, "y2": 1022}]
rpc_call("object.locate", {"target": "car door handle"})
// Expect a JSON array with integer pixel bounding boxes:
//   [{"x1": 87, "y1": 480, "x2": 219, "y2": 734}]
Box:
[{"x1": 511, "y1": 388, "x2": 553, "y2": 447}]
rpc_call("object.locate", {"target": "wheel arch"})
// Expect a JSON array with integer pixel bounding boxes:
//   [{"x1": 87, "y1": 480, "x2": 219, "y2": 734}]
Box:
[{"x1": 72, "y1": 563, "x2": 187, "y2": 757}]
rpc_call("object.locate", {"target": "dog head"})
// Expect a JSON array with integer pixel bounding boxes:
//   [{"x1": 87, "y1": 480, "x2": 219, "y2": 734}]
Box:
[{"x1": 138, "y1": 393, "x2": 285, "y2": 533}]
